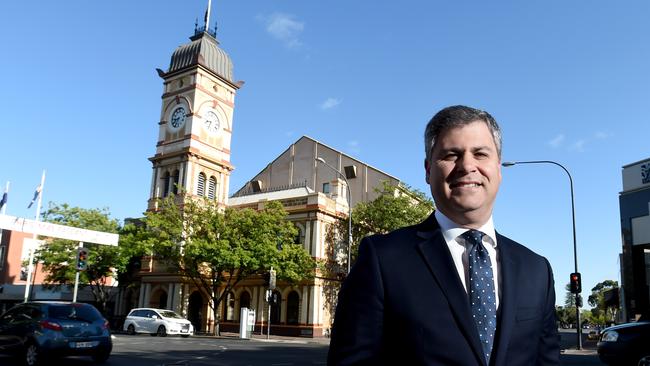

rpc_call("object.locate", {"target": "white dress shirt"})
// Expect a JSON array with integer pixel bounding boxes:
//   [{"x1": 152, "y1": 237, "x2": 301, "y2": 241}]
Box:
[{"x1": 434, "y1": 210, "x2": 501, "y2": 309}]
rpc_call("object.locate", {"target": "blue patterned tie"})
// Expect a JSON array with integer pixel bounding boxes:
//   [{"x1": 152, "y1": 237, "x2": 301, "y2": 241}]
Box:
[{"x1": 462, "y1": 229, "x2": 497, "y2": 364}]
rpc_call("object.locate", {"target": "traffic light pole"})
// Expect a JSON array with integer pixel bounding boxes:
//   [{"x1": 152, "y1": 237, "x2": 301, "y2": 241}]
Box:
[{"x1": 73, "y1": 242, "x2": 83, "y2": 302}]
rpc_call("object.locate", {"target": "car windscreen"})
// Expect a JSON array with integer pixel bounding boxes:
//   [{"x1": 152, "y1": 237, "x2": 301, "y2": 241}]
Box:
[
  {"x1": 159, "y1": 311, "x2": 183, "y2": 319},
  {"x1": 48, "y1": 304, "x2": 103, "y2": 323}
]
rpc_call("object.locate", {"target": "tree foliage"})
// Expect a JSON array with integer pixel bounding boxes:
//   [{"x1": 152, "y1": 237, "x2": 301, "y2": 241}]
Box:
[
  {"x1": 587, "y1": 280, "x2": 619, "y2": 325},
  {"x1": 326, "y1": 182, "x2": 434, "y2": 273},
  {"x1": 35, "y1": 203, "x2": 125, "y2": 313},
  {"x1": 137, "y1": 196, "x2": 315, "y2": 335},
  {"x1": 323, "y1": 183, "x2": 434, "y2": 328}
]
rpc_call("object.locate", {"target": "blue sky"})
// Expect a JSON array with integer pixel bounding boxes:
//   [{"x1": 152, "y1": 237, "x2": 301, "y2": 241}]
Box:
[{"x1": 1, "y1": 1, "x2": 649, "y2": 307}]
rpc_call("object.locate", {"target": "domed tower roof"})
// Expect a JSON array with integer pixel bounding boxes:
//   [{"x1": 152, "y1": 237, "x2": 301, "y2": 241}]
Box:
[{"x1": 168, "y1": 26, "x2": 234, "y2": 83}]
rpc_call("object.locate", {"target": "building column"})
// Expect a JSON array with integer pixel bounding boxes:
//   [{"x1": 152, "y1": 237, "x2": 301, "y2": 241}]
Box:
[
  {"x1": 301, "y1": 286, "x2": 309, "y2": 324},
  {"x1": 172, "y1": 283, "x2": 182, "y2": 313},
  {"x1": 304, "y1": 220, "x2": 313, "y2": 256},
  {"x1": 138, "y1": 285, "x2": 145, "y2": 308},
  {"x1": 167, "y1": 283, "x2": 174, "y2": 309},
  {"x1": 143, "y1": 283, "x2": 152, "y2": 308}
]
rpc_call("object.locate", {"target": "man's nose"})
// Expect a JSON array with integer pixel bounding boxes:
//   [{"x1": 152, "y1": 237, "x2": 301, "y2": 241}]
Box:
[{"x1": 455, "y1": 154, "x2": 478, "y2": 173}]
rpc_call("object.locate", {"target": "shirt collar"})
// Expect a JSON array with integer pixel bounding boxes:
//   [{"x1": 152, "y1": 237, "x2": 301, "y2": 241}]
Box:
[{"x1": 434, "y1": 210, "x2": 497, "y2": 248}]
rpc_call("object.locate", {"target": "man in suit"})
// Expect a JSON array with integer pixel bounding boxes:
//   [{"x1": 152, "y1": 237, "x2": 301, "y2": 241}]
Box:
[{"x1": 328, "y1": 105, "x2": 559, "y2": 365}]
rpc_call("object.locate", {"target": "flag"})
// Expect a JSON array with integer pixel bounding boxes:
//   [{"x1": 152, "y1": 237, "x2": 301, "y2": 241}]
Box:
[
  {"x1": 0, "y1": 191, "x2": 6, "y2": 211},
  {"x1": 27, "y1": 185, "x2": 41, "y2": 209}
]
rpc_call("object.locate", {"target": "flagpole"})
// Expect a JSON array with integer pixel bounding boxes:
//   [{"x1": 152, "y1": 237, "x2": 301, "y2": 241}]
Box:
[
  {"x1": 205, "y1": 0, "x2": 212, "y2": 29},
  {"x1": 0, "y1": 182, "x2": 8, "y2": 215},
  {"x1": 24, "y1": 170, "x2": 46, "y2": 303},
  {"x1": 0, "y1": 182, "x2": 8, "y2": 261}
]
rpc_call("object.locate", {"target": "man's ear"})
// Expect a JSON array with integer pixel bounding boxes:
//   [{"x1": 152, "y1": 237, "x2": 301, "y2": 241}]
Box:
[{"x1": 424, "y1": 159, "x2": 430, "y2": 184}]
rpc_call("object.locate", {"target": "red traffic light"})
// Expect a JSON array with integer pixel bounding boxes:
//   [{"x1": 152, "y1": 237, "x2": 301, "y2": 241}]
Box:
[{"x1": 569, "y1": 272, "x2": 581, "y2": 294}]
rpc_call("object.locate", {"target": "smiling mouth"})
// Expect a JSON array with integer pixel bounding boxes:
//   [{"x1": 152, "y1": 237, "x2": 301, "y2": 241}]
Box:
[{"x1": 450, "y1": 182, "x2": 482, "y2": 189}]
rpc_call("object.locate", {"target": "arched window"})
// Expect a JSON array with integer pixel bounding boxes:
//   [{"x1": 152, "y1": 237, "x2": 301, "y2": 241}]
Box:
[
  {"x1": 287, "y1": 291, "x2": 300, "y2": 325},
  {"x1": 197, "y1": 173, "x2": 206, "y2": 196},
  {"x1": 294, "y1": 223, "x2": 305, "y2": 244},
  {"x1": 208, "y1": 176, "x2": 217, "y2": 200},
  {"x1": 172, "y1": 170, "x2": 180, "y2": 195},
  {"x1": 223, "y1": 291, "x2": 235, "y2": 321},
  {"x1": 163, "y1": 172, "x2": 171, "y2": 197}
]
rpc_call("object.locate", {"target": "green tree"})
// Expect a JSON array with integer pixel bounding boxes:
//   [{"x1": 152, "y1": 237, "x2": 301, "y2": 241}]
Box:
[
  {"x1": 327, "y1": 182, "x2": 434, "y2": 273},
  {"x1": 564, "y1": 283, "x2": 577, "y2": 308},
  {"x1": 141, "y1": 197, "x2": 315, "y2": 335},
  {"x1": 587, "y1": 280, "x2": 619, "y2": 325},
  {"x1": 35, "y1": 203, "x2": 126, "y2": 314},
  {"x1": 323, "y1": 183, "x2": 434, "y2": 327},
  {"x1": 555, "y1": 305, "x2": 577, "y2": 328}
]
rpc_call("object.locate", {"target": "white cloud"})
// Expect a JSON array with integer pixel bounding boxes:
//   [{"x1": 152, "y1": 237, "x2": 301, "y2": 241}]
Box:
[
  {"x1": 570, "y1": 139, "x2": 586, "y2": 152},
  {"x1": 548, "y1": 134, "x2": 565, "y2": 148},
  {"x1": 594, "y1": 131, "x2": 609, "y2": 139},
  {"x1": 347, "y1": 140, "x2": 361, "y2": 154},
  {"x1": 259, "y1": 13, "x2": 304, "y2": 48},
  {"x1": 320, "y1": 97, "x2": 341, "y2": 110}
]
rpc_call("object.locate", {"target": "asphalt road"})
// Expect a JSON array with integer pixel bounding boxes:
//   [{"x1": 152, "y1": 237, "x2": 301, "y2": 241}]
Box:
[{"x1": 0, "y1": 330, "x2": 606, "y2": 366}]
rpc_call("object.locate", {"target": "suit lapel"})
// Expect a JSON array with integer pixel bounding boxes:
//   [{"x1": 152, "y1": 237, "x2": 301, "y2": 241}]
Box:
[
  {"x1": 415, "y1": 215, "x2": 486, "y2": 366},
  {"x1": 492, "y1": 233, "x2": 519, "y2": 366}
]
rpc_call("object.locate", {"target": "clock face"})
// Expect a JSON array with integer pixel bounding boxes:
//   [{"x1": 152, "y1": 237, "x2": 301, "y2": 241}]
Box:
[
  {"x1": 203, "y1": 110, "x2": 221, "y2": 134},
  {"x1": 169, "y1": 106, "x2": 187, "y2": 131}
]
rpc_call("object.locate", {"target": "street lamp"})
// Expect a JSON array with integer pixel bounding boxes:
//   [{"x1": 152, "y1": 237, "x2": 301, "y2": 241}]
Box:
[
  {"x1": 502, "y1": 160, "x2": 582, "y2": 350},
  {"x1": 316, "y1": 157, "x2": 353, "y2": 274}
]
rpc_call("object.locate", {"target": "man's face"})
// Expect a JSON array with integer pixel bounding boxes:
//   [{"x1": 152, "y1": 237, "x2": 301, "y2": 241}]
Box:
[{"x1": 425, "y1": 121, "x2": 502, "y2": 227}]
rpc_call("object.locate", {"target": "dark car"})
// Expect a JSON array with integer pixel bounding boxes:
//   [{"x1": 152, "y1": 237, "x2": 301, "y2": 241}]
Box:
[
  {"x1": 0, "y1": 301, "x2": 112, "y2": 366},
  {"x1": 597, "y1": 319, "x2": 650, "y2": 366}
]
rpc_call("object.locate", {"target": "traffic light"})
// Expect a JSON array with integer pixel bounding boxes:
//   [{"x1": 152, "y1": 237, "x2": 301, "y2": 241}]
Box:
[
  {"x1": 576, "y1": 295, "x2": 583, "y2": 308},
  {"x1": 76, "y1": 247, "x2": 89, "y2": 271},
  {"x1": 569, "y1": 272, "x2": 581, "y2": 294}
]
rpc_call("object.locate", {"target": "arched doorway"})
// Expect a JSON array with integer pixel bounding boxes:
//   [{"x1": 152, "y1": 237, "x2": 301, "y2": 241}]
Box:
[
  {"x1": 270, "y1": 290, "x2": 281, "y2": 324},
  {"x1": 240, "y1": 291, "x2": 251, "y2": 311},
  {"x1": 149, "y1": 288, "x2": 168, "y2": 309},
  {"x1": 287, "y1": 291, "x2": 300, "y2": 325},
  {"x1": 188, "y1": 291, "x2": 204, "y2": 334}
]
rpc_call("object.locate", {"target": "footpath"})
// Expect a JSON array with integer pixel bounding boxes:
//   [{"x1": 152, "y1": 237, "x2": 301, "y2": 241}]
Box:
[{"x1": 195, "y1": 331, "x2": 331, "y2": 346}]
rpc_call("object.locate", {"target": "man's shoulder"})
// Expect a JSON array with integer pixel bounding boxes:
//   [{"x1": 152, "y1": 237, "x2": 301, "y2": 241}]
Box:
[
  {"x1": 363, "y1": 219, "x2": 433, "y2": 250},
  {"x1": 498, "y1": 233, "x2": 549, "y2": 263}
]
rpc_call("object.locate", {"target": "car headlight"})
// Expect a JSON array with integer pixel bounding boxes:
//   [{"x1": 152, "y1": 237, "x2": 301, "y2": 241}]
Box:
[{"x1": 600, "y1": 330, "x2": 619, "y2": 342}]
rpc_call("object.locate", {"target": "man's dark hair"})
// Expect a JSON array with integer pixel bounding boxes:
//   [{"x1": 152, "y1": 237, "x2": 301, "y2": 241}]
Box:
[{"x1": 424, "y1": 105, "x2": 502, "y2": 162}]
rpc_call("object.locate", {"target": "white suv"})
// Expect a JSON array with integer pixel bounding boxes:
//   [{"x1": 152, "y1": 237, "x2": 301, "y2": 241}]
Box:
[{"x1": 123, "y1": 308, "x2": 193, "y2": 337}]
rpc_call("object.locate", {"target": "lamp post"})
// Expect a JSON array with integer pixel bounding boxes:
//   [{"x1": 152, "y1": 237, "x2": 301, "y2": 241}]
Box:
[
  {"x1": 316, "y1": 157, "x2": 353, "y2": 274},
  {"x1": 502, "y1": 160, "x2": 582, "y2": 350}
]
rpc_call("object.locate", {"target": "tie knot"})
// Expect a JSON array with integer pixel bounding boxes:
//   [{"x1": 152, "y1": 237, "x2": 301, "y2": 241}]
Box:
[{"x1": 462, "y1": 229, "x2": 485, "y2": 247}]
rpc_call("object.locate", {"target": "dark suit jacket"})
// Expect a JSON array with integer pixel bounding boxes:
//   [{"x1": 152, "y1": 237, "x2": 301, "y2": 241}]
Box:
[{"x1": 327, "y1": 214, "x2": 559, "y2": 366}]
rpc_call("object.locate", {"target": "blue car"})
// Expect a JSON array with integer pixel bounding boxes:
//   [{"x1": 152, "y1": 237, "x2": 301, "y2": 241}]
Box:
[{"x1": 0, "y1": 301, "x2": 112, "y2": 366}]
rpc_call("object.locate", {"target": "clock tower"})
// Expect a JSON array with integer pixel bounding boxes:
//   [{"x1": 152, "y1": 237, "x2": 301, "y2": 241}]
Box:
[{"x1": 148, "y1": 14, "x2": 242, "y2": 211}]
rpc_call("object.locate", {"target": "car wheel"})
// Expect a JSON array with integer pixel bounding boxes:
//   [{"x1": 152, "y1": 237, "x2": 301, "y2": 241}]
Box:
[
  {"x1": 24, "y1": 342, "x2": 40, "y2": 366},
  {"x1": 127, "y1": 324, "x2": 136, "y2": 335},
  {"x1": 638, "y1": 355, "x2": 650, "y2": 366},
  {"x1": 92, "y1": 348, "x2": 111, "y2": 363},
  {"x1": 157, "y1": 325, "x2": 167, "y2": 337}
]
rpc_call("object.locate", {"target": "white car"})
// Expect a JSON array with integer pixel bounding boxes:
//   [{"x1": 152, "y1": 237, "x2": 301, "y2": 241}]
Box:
[{"x1": 123, "y1": 308, "x2": 193, "y2": 337}]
